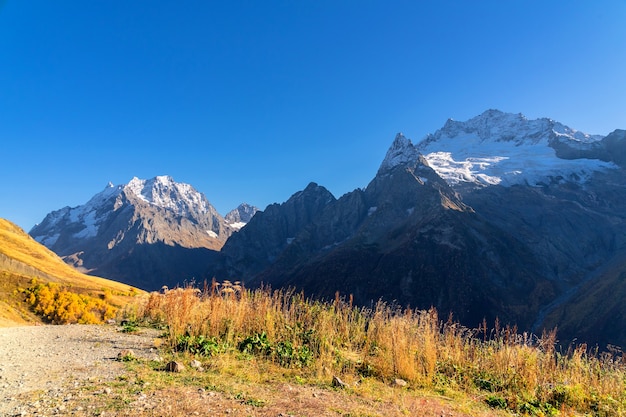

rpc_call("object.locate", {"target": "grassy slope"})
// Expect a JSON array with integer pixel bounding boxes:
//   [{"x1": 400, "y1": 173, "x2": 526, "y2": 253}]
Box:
[{"x1": 0, "y1": 218, "x2": 144, "y2": 326}]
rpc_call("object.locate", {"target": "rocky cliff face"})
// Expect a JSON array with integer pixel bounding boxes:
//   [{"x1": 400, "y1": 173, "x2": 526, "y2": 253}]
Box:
[{"x1": 216, "y1": 183, "x2": 336, "y2": 280}]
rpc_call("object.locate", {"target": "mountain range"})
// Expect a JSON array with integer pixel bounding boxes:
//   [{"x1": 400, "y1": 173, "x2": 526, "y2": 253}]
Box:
[{"x1": 29, "y1": 110, "x2": 626, "y2": 348}]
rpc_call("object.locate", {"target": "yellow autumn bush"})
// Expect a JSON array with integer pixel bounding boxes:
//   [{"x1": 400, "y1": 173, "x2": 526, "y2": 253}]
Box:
[{"x1": 24, "y1": 280, "x2": 117, "y2": 324}]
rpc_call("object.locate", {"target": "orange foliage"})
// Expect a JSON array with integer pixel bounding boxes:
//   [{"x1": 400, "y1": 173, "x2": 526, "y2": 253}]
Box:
[{"x1": 24, "y1": 280, "x2": 116, "y2": 324}]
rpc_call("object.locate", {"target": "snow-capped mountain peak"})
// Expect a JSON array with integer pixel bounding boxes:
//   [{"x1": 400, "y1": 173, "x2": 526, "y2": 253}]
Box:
[
  {"x1": 432, "y1": 109, "x2": 554, "y2": 148},
  {"x1": 225, "y1": 203, "x2": 259, "y2": 230},
  {"x1": 434, "y1": 110, "x2": 604, "y2": 146},
  {"x1": 383, "y1": 110, "x2": 617, "y2": 187},
  {"x1": 29, "y1": 175, "x2": 239, "y2": 289},
  {"x1": 124, "y1": 175, "x2": 211, "y2": 217},
  {"x1": 30, "y1": 175, "x2": 232, "y2": 251}
]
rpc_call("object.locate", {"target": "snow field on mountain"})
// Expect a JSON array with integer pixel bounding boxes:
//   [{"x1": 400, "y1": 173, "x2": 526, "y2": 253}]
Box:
[
  {"x1": 420, "y1": 132, "x2": 617, "y2": 186},
  {"x1": 127, "y1": 175, "x2": 211, "y2": 217},
  {"x1": 375, "y1": 110, "x2": 620, "y2": 188}
]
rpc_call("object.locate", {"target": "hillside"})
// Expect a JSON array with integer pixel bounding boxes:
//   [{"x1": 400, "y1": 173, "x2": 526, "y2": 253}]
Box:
[{"x1": 0, "y1": 218, "x2": 143, "y2": 326}]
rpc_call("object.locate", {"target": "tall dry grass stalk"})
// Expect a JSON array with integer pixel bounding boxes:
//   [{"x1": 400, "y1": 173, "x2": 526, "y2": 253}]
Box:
[{"x1": 138, "y1": 283, "x2": 626, "y2": 415}]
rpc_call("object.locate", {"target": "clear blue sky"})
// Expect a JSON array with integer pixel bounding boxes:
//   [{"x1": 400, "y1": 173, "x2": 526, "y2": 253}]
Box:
[{"x1": 2, "y1": 1, "x2": 625, "y2": 231}]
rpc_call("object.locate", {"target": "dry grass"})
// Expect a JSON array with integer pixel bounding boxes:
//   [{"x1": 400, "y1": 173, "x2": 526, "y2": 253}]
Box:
[
  {"x1": 0, "y1": 218, "x2": 136, "y2": 292},
  {"x1": 4, "y1": 213, "x2": 624, "y2": 415},
  {"x1": 133, "y1": 283, "x2": 626, "y2": 416},
  {"x1": 0, "y1": 218, "x2": 144, "y2": 325}
]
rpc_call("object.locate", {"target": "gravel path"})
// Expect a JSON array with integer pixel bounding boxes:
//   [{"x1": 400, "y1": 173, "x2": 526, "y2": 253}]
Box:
[
  {"x1": 0, "y1": 324, "x2": 159, "y2": 416},
  {"x1": 0, "y1": 325, "x2": 487, "y2": 417}
]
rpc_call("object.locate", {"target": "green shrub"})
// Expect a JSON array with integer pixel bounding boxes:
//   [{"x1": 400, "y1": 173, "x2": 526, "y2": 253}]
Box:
[
  {"x1": 175, "y1": 334, "x2": 221, "y2": 356},
  {"x1": 238, "y1": 331, "x2": 272, "y2": 356},
  {"x1": 121, "y1": 320, "x2": 139, "y2": 333},
  {"x1": 485, "y1": 395, "x2": 507, "y2": 409}
]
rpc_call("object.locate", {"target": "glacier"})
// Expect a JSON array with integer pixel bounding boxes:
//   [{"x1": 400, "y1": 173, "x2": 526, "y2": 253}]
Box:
[{"x1": 382, "y1": 109, "x2": 618, "y2": 187}]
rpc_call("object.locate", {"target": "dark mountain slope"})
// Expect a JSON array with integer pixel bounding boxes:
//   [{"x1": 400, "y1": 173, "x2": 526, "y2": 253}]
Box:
[
  {"x1": 216, "y1": 182, "x2": 336, "y2": 280},
  {"x1": 252, "y1": 159, "x2": 551, "y2": 328}
]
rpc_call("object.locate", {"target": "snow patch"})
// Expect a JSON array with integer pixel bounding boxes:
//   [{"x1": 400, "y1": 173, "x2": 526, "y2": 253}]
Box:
[
  {"x1": 124, "y1": 176, "x2": 212, "y2": 217},
  {"x1": 206, "y1": 230, "x2": 218, "y2": 238},
  {"x1": 419, "y1": 132, "x2": 615, "y2": 187},
  {"x1": 79, "y1": 208, "x2": 101, "y2": 237},
  {"x1": 229, "y1": 222, "x2": 246, "y2": 230},
  {"x1": 368, "y1": 207, "x2": 377, "y2": 216}
]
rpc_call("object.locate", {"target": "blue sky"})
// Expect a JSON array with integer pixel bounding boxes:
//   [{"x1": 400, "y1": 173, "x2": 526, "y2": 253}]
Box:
[{"x1": 2, "y1": 1, "x2": 625, "y2": 230}]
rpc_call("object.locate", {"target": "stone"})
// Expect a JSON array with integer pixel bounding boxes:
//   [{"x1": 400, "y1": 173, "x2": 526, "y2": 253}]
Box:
[
  {"x1": 165, "y1": 361, "x2": 185, "y2": 373},
  {"x1": 394, "y1": 378, "x2": 408, "y2": 387}
]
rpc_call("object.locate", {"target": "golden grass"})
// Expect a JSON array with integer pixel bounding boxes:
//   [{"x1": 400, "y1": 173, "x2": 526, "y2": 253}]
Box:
[
  {"x1": 0, "y1": 218, "x2": 135, "y2": 291},
  {"x1": 135, "y1": 283, "x2": 626, "y2": 416},
  {"x1": 0, "y1": 218, "x2": 145, "y2": 325}
]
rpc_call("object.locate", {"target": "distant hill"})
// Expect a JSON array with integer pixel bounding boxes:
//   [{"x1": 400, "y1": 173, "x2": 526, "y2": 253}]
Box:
[{"x1": 0, "y1": 218, "x2": 143, "y2": 326}]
